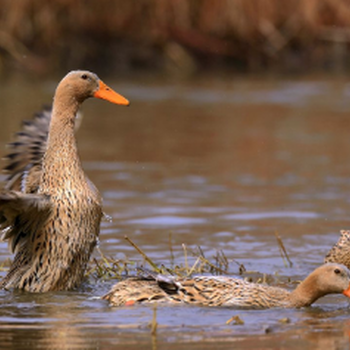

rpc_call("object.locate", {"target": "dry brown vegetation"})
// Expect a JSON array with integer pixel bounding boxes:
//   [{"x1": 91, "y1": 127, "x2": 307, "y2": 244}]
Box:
[
  {"x1": 1, "y1": 1, "x2": 350, "y2": 76},
  {"x1": 86, "y1": 235, "x2": 290, "y2": 290},
  {"x1": 0, "y1": 233, "x2": 292, "y2": 289}
]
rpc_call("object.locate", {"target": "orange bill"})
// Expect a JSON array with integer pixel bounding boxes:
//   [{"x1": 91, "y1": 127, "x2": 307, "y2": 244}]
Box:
[
  {"x1": 343, "y1": 284, "x2": 350, "y2": 298},
  {"x1": 94, "y1": 80, "x2": 130, "y2": 106}
]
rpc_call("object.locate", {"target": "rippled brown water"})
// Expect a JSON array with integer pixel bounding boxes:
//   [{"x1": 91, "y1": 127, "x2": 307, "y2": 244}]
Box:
[{"x1": 0, "y1": 76, "x2": 350, "y2": 349}]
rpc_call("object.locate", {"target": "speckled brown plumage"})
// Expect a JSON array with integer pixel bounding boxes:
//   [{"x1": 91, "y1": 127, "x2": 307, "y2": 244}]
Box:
[
  {"x1": 102, "y1": 277, "x2": 172, "y2": 306},
  {"x1": 0, "y1": 70, "x2": 129, "y2": 292},
  {"x1": 325, "y1": 230, "x2": 350, "y2": 269},
  {"x1": 103, "y1": 264, "x2": 350, "y2": 308}
]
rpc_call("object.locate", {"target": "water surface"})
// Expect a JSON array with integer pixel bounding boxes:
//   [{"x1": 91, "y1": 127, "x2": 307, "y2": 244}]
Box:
[{"x1": 0, "y1": 76, "x2": 350, "y2": 349}]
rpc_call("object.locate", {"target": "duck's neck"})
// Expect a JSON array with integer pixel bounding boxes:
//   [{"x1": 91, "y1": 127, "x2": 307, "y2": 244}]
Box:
[
  {"x1": 289, "y1": 273, "x2": 324, "y2": 307},
  {"x1": 42, "y1": 93, "x2": 85, "y2": 190}
]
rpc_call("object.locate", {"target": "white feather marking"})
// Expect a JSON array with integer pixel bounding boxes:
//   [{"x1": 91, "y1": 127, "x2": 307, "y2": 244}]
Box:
[{"x1": 21, "y1": 170, "x2": 29, "y2": 193}]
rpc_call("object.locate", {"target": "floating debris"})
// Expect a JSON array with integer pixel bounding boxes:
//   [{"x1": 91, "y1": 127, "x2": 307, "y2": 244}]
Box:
[{"x1": 226, "y1": 315, "x2": 245, "y2": 326}]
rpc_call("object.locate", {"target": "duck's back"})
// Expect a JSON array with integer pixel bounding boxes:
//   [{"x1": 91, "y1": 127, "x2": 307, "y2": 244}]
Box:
[
  {"x1": 325, "y1": 230, "x2": 350, "y2": 269},
  {"x1": 164, "y1": 275, "x2": 291, "y2": 308},
  {"x1": 103, "y1": 273, "x2": 291, "y2": 308},
  {"x1": 102, "y1": 277, "x2": 172, "y2": 306}
]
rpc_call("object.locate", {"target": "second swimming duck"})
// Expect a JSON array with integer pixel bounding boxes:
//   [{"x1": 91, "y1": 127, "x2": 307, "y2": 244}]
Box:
[{"x1": 102, "y1": 263, "x2": 350, "y2": 308}]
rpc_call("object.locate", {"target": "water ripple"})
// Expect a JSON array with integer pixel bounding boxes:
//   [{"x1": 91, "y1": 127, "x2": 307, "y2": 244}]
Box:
[
  {"x1": 223, "y1": 211, "x2": 320, "y2": 221},
  {"x1": 124, "y1": 216, "x2": 206, "y2": 226}
]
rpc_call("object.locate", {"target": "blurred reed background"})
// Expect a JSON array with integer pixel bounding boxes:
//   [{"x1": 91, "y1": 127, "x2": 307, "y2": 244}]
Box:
[{"x1": 1, "y1": 0, "x2": 350, "y2": 78}]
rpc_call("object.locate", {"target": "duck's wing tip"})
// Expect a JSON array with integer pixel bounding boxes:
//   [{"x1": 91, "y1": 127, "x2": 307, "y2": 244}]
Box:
[
  {"x1": 0, "y1": 190, "x2": 52, "y2": 253},
  {"x1": 2, "y1": 107, "x2": 52, "y2": 191}
]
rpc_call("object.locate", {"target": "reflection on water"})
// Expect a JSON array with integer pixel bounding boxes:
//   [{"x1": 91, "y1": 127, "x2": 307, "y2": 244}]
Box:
[{"x1": 1, "y1": 77, "x2": 350, "y2": 348}]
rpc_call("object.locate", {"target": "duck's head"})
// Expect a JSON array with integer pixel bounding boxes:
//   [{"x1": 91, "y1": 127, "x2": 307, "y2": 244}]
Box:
[
  {"x1": 55, "y1": 70, "x2": 130, "y2": 106},
  {"x1": 312, "y1": 263, "x2": 350, "y2": 297}
]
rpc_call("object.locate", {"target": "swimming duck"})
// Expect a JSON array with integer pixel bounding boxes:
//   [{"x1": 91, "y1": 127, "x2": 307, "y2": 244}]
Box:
[
  {"x1": 325, "y1": 230, "x2": 350, "y2": 269},
  {"x1": 0, "y1": 70, "x2": 129, "y2": 292},
  {"x1": 102, "y1": 263, "x2": 350, "y2": 308}
]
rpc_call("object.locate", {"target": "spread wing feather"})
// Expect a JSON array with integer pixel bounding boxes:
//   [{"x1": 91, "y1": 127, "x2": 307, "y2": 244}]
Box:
[
  {"x1": 0, "y1": 191, "x2": 52, "y2": 253},
  {"x1": 2, "y1": 107, "x2": 82, "y2": 193}
]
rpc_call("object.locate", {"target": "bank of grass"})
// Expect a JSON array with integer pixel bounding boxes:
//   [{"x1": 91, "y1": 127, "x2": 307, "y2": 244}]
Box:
[{"x1": 1, "y1": 0, "x2": 350, "y2": 75}]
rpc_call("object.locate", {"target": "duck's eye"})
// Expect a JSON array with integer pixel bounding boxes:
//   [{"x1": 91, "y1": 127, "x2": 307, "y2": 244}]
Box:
[
  {"x1": 81, "y1": 74, "x2": 88, "y2": 80},
  {"x1": 334, "y1": 268, "x2": 341, "y2": 274}
]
